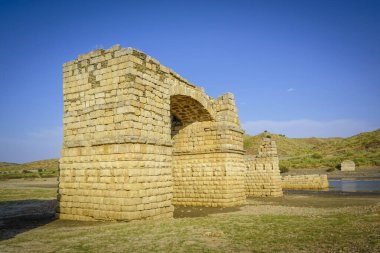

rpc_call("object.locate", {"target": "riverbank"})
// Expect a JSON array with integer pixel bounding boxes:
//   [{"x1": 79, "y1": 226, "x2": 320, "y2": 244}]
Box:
[
  {"x1": 1, "y1": 178, "x2": 379, "y2": 252},
  {"x1": 282, "y1": 166, "x2": 380, "y2": 179}
]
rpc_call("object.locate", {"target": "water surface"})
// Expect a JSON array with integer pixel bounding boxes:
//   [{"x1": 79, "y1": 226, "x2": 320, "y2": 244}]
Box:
[{"x1": 328, "y1": 179, "x2": 380, "y2": 193}]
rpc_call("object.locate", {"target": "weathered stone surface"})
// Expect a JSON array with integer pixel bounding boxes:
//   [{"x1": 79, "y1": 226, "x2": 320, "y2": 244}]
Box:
[
  {"x1": 245, "y1": 138, "x2": 283, "y2": 197},
  {"x1": 58, "y1": 45, "x2": 246, "y2": 221},
  {"x1": 341, "y1": 160, "x2": 355, "y2": 171},
  {"x1": 282, "y1": 175, "x2": 329, "y2": 190}
]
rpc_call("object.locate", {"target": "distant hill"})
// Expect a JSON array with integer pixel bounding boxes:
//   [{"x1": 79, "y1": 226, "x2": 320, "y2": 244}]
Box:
[
  {"x1": 0, "y1": 159, "x2": 59, "y2": 179},
  {"x1": 0, "y1": 159, "x2": 59, "y2": 172},
  {"x1": 0, "y1": 162, "x2": 19, "y2": 168},
  {"x1": 244, "y1": 129, "x2": 380, "y2": 169},
  {"x1": 1, "y1": 129, "x2": 379, "y2": 177}
]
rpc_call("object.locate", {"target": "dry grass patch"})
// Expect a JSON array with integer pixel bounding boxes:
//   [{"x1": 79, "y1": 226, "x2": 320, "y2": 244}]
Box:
[
  {"x1": 1, "y1": 211, "x2": 379, "y2": 252},
  {"x1": 1, "y1": 177, "x2": 379, "y2": 252}
]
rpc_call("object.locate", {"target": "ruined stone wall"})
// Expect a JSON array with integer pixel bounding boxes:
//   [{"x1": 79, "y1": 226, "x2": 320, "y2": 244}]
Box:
[
  {"x1": 171, "y1": 94, "x2": 246, "y2": 207},
  {"x1": 59, "y1": 45, "x2": 246, "y2": 221},
  {"x1": 341, "y1": 160, "x2": 355, "y2": 171},
  {"x1": 281, "y1": 175, "x2": 329, "y2": 190},
  {"x1": 245, "y1": 138, "x2": 283, "y2": 197}
]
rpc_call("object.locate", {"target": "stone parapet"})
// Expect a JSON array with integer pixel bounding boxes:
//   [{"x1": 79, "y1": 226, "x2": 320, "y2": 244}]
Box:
[{"x1": 281, "y1": 175, "x2": 329, "y2": 190}]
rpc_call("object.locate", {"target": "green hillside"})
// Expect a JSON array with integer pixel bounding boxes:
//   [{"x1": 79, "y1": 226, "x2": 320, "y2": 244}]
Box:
[
  {"x1": 1, "y1": 129, "x2": 379, "y2": 178},
  {"x1": 0, "y1": 159, "x2": 58, "y2": 179},
  {"x1": 244, "y1": 129, "x2": 380, "y2": 169},
  {"x1": 0, "y1": 162, "x2": 19, "y2": 168}
]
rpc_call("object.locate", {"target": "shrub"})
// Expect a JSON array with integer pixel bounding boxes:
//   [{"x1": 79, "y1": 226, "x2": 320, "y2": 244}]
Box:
[
  {"x1": 353, "y1": 158, "x2": 366, "y2": 166},
  {"x1": 326, "y1": 168, "x2": 335, "y2": 172},
  {"x1": 311, "y1": 153, "x2": 322, "y2": 159},
  {"x1": 279, "y1": 164, "x2": 289, "y2": 173}
]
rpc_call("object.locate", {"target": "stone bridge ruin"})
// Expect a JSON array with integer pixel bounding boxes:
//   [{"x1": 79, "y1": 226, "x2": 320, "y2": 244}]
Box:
[{"x1": 58, "y1": 45, "x2": 250, "y2": 221}]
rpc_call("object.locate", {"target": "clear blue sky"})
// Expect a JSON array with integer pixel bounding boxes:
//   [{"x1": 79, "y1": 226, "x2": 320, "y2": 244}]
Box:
[{"x1": 0, "y1": 0, "x2": 379, "y2": 163}]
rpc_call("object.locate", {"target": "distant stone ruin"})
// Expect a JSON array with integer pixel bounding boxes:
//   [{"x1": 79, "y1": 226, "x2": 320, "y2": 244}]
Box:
[
  {"x1": 282, "y1": 175, "x2": 328, "y2": 190},
  {"x1": 245, "y1": 138, "x2": 283, "y2": 197},
  {"x1": 341, "y1": 160, "x2": 355, "y2": 171},
  {"x1": 58, "y1": 45, "x2": 248, "y2": 221}
]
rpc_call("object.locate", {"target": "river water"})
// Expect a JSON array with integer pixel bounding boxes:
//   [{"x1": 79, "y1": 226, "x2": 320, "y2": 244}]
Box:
[{"x1": 328, "y1": 178, "x2": 380, "y2": 193}]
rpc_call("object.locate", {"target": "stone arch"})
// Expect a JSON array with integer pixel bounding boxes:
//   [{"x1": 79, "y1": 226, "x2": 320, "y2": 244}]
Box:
[
  {"x1": 169, "y1": 92, "x2": 219, "y2": 206},
  {"x1": 58, "y1": 45, "x2": 247, "y2": 222},
  {"x1": 168, "y1": 83, "x2": 246, "y2": 207},
  {"x1": 170, "y1": 95, "x2": 213, "y2": 124},
  {"x1": 169, "y1": 83, "x2": 215, "y2": 120}
]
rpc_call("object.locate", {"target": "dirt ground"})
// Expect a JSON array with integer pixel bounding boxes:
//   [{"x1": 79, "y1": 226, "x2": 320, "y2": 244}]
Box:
[
  {"x1": 1, "y1": 178, "x2": 380, "y2": 219},
  {"x1": 1, "y1": 178, "x2": 379, "y2": 241},
  {"x1": 0, "y1": 178, "x2": 379, "y2": 253}
]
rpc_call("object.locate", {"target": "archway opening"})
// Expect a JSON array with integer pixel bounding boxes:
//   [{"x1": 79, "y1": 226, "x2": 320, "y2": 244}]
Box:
[
  {"x1": 170, "y1": 95, "x2": 216, "y2": 206},
  {"x1": 170, "y1": 95, "x2": 212, "y2": 123},
  {"x1": 170, "y1": 95, "x2": 213, "y2": 140}
]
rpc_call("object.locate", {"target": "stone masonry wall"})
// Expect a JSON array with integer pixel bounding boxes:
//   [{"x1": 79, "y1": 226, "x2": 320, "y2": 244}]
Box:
[
  {"x1": 281, "y1": 175, "x2": 329, "y2": 190},
  {"x1": 59, "y1": 45, "x2": 246, "y2": 221},
  {"x1": 245, "y1": 138, "x2": 283, "y2": 197},
  {"x1": 171, "y1": 93, "x2": 246, "y2": 207},
  {"x1": 341, "y1": 160, "x2": 355, "y2": 171}
]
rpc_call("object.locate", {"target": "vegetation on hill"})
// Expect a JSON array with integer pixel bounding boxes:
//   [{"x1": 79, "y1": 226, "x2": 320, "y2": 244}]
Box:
[
  {"x1": 0, "y1": 159, "x2": 58, "y2": 179},
  {"x1": 0, "y1": 162, "x2": 19, "y2": 168},
  {"x1": 244, "y1": 129, "x2": 380, "y2": 169},
  {"x1": 1, "y1": 128, "x2": 379, "y2": 178}
]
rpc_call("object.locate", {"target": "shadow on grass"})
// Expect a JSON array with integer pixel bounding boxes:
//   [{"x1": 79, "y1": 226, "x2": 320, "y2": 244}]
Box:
[
  {"x1": 173, "y1": 206, "x2": 241, "y2": 218},
  {"x1": 0, "y1": 199, "x2": 56, "y2": 241}
]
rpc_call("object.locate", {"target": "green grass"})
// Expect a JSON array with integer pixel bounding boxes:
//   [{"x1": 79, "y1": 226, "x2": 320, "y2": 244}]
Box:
[
  {"x1": 245, "y1": 129, "x2": 380, "y2": 169},
  {"x1": 1, "y1": 212, "x2": 379, "y2": 252},
  {"x1": 0, "y1": 188, "x2": 56, "y2": 202},
  {"x1": 0, "y1": 178, "x2": 57, "y2": 202},
  {"x1": 1, "y1": 179, "x2": 379, "y2": 252}
]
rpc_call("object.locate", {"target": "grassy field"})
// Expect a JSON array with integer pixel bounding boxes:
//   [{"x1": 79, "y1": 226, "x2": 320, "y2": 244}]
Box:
[
  {"x1": 0, "y1": 178, "x2": 379, "y2": 252},
  {"x1": 1, "y1": 212, "x2": 379, "y2": 252},
  {"x1": 244, "y1": 129, "x2": 380, "y2": 170}
]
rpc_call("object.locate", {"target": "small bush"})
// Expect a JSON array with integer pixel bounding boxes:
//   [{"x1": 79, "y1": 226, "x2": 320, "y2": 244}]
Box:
[
  {"x1": 311, "y1": 153, "x2": 322, "y2": 159},
  {"x1": 279, "y1": 165, "x2": 289, "y2": 173},
  {"x1": 353, "y1": 158, "x2": 366, "y2": 166},
  {"x1": 326, "y1": 168, "x2": 335, "y2": 172}
]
